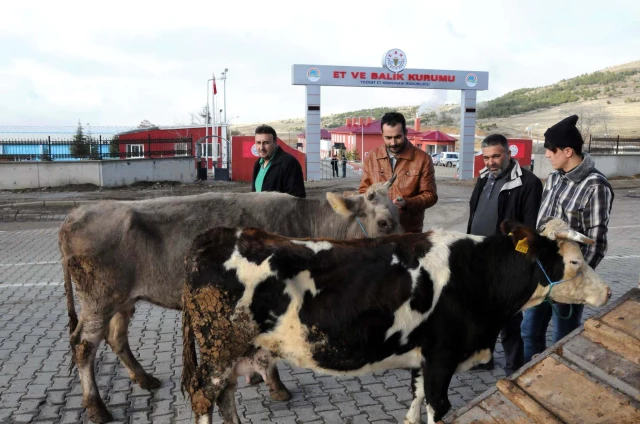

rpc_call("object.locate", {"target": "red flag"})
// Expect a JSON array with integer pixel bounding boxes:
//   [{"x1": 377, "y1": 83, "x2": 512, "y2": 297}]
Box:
[{"x1": 213, "y1": 77, "x2": 218, "y2": 95}]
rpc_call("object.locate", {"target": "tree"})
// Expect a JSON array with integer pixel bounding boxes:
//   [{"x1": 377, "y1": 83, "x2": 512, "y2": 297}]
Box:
[
  {"x1": 596, "y1": 105, "x2": 611, "y2": 136},
  {"x1": 70, "y1": 120, "x2": 89, "y2": 159},
  {"x1": 109, "y1": 135, "x2": 120, "y2": 159},
  {"x1": 138, "y1": 119, "x2": 155, "y2": 128}
]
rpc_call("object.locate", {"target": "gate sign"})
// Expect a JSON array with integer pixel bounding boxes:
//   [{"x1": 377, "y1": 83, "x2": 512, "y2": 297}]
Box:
[{"x1": 292, "y1": 64, "x2": 488, "y2": 90}]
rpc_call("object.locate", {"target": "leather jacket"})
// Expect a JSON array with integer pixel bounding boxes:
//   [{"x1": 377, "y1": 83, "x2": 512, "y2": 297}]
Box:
[{"x1": 359, "y1": 141, "x2": 438, "y2": 233}]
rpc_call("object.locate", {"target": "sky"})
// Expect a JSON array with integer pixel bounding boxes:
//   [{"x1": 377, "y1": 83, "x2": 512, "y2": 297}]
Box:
[{"x1": 1, "y1": 0, "x2": 639, "y2": 128}]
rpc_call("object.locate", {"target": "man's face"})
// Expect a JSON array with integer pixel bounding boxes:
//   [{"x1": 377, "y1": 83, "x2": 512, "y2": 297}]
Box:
[
  {"x1": 482, "y1": 144, "x2": 510, "y2": 177},
  {"x1": 545, "y1": 147, "x2": 571, "y2": 170},
  {"x1": 382, "y1": 123, "x2": 406, "y2": 154},
  {"x1": 255, "y1": 133, "x2": 277, "y2": 160}
]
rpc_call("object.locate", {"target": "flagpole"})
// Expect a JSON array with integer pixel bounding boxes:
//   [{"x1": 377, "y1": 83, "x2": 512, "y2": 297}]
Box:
[{"x1": 212, "y1": 73, "x2": 217, "y2": 162}]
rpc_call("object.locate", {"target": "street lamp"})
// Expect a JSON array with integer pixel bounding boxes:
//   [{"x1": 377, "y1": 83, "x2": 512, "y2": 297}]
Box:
[
  {"x1": 221, "y1": 68, "x2": 229, "y2": 124},
  {"x1": 361, "y1": 123, "x2": 365, "y2": 163}
]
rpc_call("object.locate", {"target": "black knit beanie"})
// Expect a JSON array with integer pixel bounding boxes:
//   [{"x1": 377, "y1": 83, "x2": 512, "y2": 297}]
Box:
[{"x1": 543, "y1": 115, "x2": 583, "y2": 151}]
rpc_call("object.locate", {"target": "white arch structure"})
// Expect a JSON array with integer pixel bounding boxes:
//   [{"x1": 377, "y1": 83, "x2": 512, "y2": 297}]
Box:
[{"x1": 292, "y1": 61, "x2": 488, "y2": 181}]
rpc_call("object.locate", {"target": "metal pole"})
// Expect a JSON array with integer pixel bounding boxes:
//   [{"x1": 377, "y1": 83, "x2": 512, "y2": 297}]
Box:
[
  {"x1": 206, "y1": 78, "x2": 211, "y2": 151},
  {"x1": 223, "y1": 68, "x2": 228, "y2": 124},
  {"x1": 361, "y1": 123, "x2": 364, "y2": 162}
]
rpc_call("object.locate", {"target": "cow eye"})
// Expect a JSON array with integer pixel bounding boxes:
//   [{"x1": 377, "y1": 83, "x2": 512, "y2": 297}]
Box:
[
  {"x1": 378, "y1": 220, "x2": 388, "y2": 228},
  {"x1": 570, "y1": 260, "x2": 580, "y2": 265},
  {"x1": 367, "y1": 192, "x2": 375, "y2": 201}
]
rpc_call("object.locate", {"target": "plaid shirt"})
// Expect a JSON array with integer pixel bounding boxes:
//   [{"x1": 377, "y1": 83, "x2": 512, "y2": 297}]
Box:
[{"x1": 537, "y1": 154, "x2": 614, "y2": 269}]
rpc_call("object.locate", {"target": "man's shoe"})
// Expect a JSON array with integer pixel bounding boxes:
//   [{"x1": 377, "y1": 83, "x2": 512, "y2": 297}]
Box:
[{"x1": 470, "y1": 357, "x2": 495, "y2": 371}]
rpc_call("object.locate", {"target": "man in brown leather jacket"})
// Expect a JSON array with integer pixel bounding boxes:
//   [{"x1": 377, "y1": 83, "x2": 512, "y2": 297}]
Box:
[{"x1": 358, "y1": 112, "x2": 438, "y2": 233}]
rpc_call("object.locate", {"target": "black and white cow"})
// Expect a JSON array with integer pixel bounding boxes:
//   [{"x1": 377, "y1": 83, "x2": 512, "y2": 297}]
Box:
[{"x1": 181, "y1": 219, "x2": 611, "y2": 424}]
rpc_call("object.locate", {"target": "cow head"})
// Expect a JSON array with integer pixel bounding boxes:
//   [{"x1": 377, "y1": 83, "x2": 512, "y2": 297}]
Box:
[
  {"x1": 501, "y1": 219, "x2": 611, "y2": 308},
  {"x1": 326, "y1": 175, "x2": 402, "y2": 237}
]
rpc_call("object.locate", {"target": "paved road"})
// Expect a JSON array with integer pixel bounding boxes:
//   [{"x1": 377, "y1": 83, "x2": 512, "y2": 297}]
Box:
[{"x1": 1, "y1": 180, "x2": 638, "y2": 423}]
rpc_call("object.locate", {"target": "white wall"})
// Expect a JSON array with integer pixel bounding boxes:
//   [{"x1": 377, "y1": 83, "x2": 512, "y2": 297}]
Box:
[
  {"x1": 0, "y1": 158, "x2": 195, "y2": 190},
  {"x1": 533, "y1": 154, "x2": 640, "y2": 180}
]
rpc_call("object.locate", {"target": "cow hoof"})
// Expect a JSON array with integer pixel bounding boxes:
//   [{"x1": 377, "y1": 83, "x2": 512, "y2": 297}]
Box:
[
  {"x1": 248, "y1": 372, "x2": 264, "y2": 385},
  {"x1": 269, "y1": 388, "x2": 292, "y2": 401},
  {"x1": 87, "y1": 406, "x2": 114, "y2": 423},
  {"x1": 138, "y1": 374, "x2": 162, "y2": 390}
]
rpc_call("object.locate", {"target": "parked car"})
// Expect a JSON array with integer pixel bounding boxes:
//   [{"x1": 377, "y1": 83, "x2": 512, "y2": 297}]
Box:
[
  {"x1": 431, "y1": 153, "x2": 441, "y2": 165},
  {"x1": 440, "y1": 152, "x2": 459, "y2": 167}
]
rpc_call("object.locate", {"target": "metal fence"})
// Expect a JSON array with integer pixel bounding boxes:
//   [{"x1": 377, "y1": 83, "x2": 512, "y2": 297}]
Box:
[
  {"x1": 587, "y1": 135, "x2": 640, "y2": 155},
  {"x1": 0, "y1": 136, "x2": 193, "y2": 161}
]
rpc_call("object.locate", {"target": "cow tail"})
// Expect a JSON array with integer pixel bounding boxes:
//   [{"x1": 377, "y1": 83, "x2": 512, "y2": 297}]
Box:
[
  {"x1": 181, "y1": 291, "x2": 198, "y2": 399},
  {"x1": 62, "y1": 256, "x2": 79, "y2": 372}
]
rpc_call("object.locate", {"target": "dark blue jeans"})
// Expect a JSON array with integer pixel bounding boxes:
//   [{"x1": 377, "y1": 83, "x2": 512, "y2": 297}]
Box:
[{"x1": 521, "y1": 302, "x2": 584, "y2": 363}]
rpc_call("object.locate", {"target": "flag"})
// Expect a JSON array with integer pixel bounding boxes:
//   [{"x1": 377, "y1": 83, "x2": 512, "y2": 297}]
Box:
[{"x1": 213, "y1": 75, "x2": 218, "y2": 95}]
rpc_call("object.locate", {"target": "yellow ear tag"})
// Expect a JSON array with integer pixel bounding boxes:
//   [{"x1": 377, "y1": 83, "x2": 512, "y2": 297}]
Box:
[{"x1": 515, "y1": 238, "x2": 529, "y2": 254}]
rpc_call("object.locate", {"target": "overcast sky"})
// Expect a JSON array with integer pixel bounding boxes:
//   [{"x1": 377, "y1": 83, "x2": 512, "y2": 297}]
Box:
[{"x1": 1, "y1": 0, "x2": 638, "y2": 127}]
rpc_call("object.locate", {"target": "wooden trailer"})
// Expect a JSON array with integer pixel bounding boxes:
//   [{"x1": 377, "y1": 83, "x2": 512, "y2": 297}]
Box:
[{"x1": 446, "y1": 287, "x2": 640, "y2": 423}]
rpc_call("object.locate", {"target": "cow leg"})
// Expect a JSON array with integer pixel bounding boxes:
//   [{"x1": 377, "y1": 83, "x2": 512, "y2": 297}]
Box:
[
  {"x1": 71, "y1": 318, "x2": 112, "y2": 423},
  {"x1": 422, "y1": 356, "x2": 456, "y2": 424},
  {"x1": 405, "y1": 368, "x2": 425, "y2": 424},
  {"x1": 266, "y1": 362, "x2": 291, "y2": 401},
  {"x1": 105, "y1": 307, "x2": 161, "y2": 389},
  {"x1": 215, "y1": 379, "x2": 240, "y2": 424}
]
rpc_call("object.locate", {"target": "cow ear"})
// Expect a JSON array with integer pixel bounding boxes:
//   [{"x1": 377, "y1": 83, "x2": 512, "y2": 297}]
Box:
[
  {"x1": 507, "y1": 225, "x2": 539, "y2": 258},
  {"x1": 326, "y1": 192, "x2": 362, "y2": 218},
  {"x1": 500, "y1": 219, "x2": 523, "y2": 235}
]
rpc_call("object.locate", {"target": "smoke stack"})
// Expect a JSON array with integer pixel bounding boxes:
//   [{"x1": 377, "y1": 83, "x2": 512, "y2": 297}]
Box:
[
  {"x1": 415, "y1": 117, "x2": 421, "y2": 132},
  {"x1": 366, "y1": 116, "x2": 372, "y2": 125},
  {"x1": 346, "y1": 118, "x2": 352, "y2": 126}
]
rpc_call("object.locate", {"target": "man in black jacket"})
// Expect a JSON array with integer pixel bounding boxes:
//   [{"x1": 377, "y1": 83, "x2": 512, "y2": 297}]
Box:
[
  {"x1": 467, "y1": 134, "x2": 543, "y2": 375},
  {"x1": 252, "y1": 125, "x2": 306, "y2": 198}
]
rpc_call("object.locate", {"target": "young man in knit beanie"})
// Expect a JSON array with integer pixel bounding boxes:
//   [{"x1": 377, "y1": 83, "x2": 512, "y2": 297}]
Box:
[{"x1": 521, "y1": 114, "x2": 614, "y2": 363}]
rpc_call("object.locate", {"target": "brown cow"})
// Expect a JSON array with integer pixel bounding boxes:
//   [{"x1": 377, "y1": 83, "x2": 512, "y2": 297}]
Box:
[{"x1": 59, "y1": 178, "x2": 401, "y2": 423}]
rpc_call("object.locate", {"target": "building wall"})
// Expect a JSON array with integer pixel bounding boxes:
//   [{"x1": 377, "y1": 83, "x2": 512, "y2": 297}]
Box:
[
  {"x1": 0, "y1": 158, "x2": 195, "y2": 189},
  {"x1": 118, "y1": 126, "x2": 226, "y2": 169},
  {"x1": 532, "y1": 154, "x2": 640, "y2": 180}
]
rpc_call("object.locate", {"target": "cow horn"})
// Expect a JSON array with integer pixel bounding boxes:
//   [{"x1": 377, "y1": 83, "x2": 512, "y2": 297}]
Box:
[
  {"x1": 555, "y1": 229, "x2": 595, "y2": 245},
  {"x1": 384, "y1": 174, "x2": 397, "y2": 188}
]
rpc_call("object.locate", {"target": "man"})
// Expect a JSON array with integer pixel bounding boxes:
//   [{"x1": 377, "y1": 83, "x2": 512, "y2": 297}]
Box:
[
  {"x1": 521, "y1": 115, "x2": 614, "y2": 363},
  {"x1": 467, "y1": 134, "x2": 543, "y2": 375},
  {"x1": 341, "y1": 155, "x2": 347, "y2": 178},
  {"x1": 252, "y1": 124, "x2": 306, "y2": 198},
  {"x1": 331, "y1": 154, "x2": 339, "y2": 178},
  {"x1": 359, "y1": 112, "x2": 437, "y2": 233}
]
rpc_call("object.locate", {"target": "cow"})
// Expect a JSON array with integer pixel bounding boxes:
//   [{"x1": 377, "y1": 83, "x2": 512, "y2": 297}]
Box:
[
  {"x1": 59, "y1": 177, "x2": 402, "y2": 423},
  {"x1": 181, "y1": 218, "x2": 612, "y2": 424}
]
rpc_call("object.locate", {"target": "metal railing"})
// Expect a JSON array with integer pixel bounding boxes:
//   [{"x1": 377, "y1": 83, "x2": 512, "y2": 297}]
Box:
[
  {"x1": 0, "y1": 136, "x2": 193, "y2": 161},
  {"x1": 588, "y1": 135, "x2": 640, "y2": 155}
]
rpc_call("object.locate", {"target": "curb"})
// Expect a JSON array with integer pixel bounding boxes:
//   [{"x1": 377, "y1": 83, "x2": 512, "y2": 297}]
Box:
[{"x1": 1, "y1": 200, "x2": 95, "y2": 210}]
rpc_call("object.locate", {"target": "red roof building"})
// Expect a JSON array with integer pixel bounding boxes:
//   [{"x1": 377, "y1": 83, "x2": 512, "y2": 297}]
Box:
[{"x1": 296, "y1": 129, "x2": 332, "y2": 155}]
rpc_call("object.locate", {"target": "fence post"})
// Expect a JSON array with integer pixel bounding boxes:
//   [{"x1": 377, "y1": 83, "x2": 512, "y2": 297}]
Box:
[
  {"x1": 99, "y1": 135, "x2": 103, "y2": 160},
  {"x1": 588, "y1": 134, "x2": 592, "y2": 153},
  {"x1": 148, "y1": 134, "x2": 151, "y2": 158},
  {"x1": 616, "y1": 135, "x2": 620, "y2": 154},
  {"x1": 48, "y1": 136, "x2": 51, "y2": 160}
]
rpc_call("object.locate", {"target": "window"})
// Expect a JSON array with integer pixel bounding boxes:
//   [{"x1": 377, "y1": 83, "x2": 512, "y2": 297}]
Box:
[
  {"x1": 175, "y1": 142, "x2": 189, "y2": 156},
  {"x1": 126, "y1": 144, "x2": 144, "y2": 158}
]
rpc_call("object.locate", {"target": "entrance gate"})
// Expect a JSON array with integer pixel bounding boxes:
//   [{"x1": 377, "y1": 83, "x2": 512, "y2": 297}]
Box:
[{"x1": 292, "y1": 50, "x2": 488, "y2": 180}]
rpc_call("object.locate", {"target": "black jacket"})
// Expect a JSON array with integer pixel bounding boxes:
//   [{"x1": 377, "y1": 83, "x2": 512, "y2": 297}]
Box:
[
  {"x1": 252, "y1": 147, "x2": 306, "y2": 198},
  {"x1": 467, "y1": 160, "x2": 543, "y2": 234}
]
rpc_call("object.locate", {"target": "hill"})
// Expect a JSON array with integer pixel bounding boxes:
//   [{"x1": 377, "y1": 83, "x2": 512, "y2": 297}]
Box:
[{"x1": 233, "y1": 61, "x2": 640, "y2": 142}]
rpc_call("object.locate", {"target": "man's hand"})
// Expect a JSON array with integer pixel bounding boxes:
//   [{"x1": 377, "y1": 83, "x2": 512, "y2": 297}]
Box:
[{"x1": 393, "y1": 196, "x2": 407, "y2": 210}]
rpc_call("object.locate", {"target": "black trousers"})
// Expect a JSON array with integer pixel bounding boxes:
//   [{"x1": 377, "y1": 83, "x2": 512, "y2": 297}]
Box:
[{"x1": 499, "y1": 311, "x2": 524, "y2": 374}]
